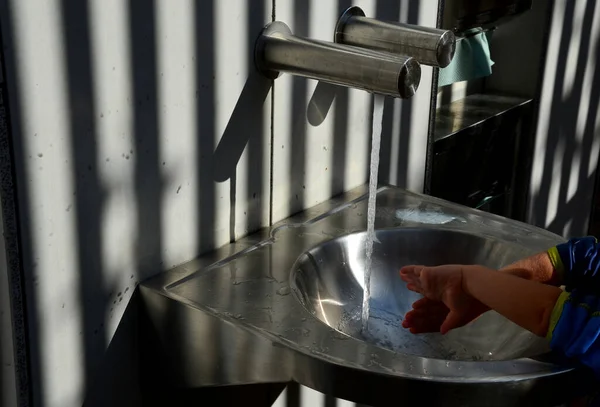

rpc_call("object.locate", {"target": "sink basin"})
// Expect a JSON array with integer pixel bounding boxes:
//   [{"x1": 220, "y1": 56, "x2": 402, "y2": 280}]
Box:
[
  {"x1": 291, "y1": 228, "x2": 549, "y2": 361},
  {"x1": 140, "y1": 186, "x2": 594, "y2": 406}
]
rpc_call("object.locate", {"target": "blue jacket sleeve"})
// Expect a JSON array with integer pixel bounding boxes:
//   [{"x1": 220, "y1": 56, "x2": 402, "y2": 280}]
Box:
[
  {"x1": 547, "y1": 290, "x2": 600, "y2": 379},
  {"x1": 548, "y1": 236, "x2": 600, "y2": 293}
]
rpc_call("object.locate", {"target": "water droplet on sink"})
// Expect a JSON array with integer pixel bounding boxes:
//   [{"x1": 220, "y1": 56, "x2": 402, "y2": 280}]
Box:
[
  {"x1": 445, "y1": 361, "x2": 450, "y2": 367},
  {"x1": 276, "y1": 286, "x2": 291, "y2": 296},
  {"x1": 301, "y1": 317, "x2": 306, "y2": 321},
  {"x1": 301, "y1": 328, "x2": 310, "y2": 337}
]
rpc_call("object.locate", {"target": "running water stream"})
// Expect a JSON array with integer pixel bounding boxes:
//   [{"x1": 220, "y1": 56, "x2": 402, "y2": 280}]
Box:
[{"x1": 361, "y1": 94, "x2": 385, "y2": 332}]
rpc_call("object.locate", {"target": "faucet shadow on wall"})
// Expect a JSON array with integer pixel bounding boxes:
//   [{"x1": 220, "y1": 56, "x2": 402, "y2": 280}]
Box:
[{"x1": 212, "y1": 72, "x2": 272, "y2": 183}]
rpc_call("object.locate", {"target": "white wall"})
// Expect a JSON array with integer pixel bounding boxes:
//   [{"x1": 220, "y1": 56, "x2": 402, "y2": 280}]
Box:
[
  {"x1": 528, "y1": 0, "x2": 600, "y2": 237},
  {"x1": 0, "y1": 0, "x2": 438, "y2": 406}
]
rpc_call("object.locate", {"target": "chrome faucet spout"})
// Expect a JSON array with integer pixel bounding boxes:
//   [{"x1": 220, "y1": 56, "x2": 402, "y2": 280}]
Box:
[
  {"x1": 254, "y1": 21, "x2": 421, "y2": 99},
  {"x1": 335, "y1": 6, "x2": 456, "y2": 68}
]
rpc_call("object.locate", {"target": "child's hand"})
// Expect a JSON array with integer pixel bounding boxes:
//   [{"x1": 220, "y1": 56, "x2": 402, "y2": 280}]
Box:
[
  {"x1": 401, "y1": 297, "x2": 452, "y2": 334},
  {"x1": 399, "y1": 265, "x2": 490, "y2": 334},
  {"x1": 401, "y1": 296, "x2": 489, "y2": 334}
]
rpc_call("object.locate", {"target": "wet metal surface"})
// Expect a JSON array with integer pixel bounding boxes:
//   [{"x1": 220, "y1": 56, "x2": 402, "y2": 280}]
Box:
[{"x1": 141, "y1": 186, "x2": 590, "y2": 406}]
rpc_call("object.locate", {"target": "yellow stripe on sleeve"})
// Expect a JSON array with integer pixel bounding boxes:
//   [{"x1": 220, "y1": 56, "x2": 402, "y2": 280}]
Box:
[
  {"x1": 547, "y1": 246, "x2": 565, "y2": 281},
  {"x1": 546, "y1": 291, "x2": 569, "y2": 341}
]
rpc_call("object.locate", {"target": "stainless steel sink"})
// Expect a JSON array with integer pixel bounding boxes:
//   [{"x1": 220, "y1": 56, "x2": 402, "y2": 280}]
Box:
[
  {"x1": 291, "y1": 228, "x2": 549, "y2": 362},
  {"x1": 140, "y1": 186, "x2": 594, "y2": 406}
]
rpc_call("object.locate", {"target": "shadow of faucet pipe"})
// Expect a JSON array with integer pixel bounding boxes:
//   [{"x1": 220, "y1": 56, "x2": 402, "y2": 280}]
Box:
[
  {"x1": 212, "y1": 72, "x2": 272, "y2": 182},
  {"x1": 306, "y1": 81, "x2": 345, "y2": 127}
]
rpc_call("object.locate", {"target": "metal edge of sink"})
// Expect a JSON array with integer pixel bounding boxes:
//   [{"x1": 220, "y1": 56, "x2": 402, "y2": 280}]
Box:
[{"x1": 139, "y1": 185, "x2": 594, "y2": 406}]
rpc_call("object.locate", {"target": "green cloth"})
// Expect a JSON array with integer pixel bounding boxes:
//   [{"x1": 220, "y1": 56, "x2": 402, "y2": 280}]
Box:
[{"x1": 438, "y1": 30, "x2": 494, "y2": 87}]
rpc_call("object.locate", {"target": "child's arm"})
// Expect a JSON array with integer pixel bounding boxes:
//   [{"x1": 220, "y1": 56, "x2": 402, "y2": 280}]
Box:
[
  {"x1": 460, "y1": 267, "x2": 600, "y2": 377},
  {"x1": 401, "y1": 236, "x2": 600, "y2": 336},
  {"x1": 496, "y1": 236, "x2": 600, "y2": 289},
  {"x1": 401, "y1": 264, "x2": 564, "y2": 335},
  {"x1": 499, "y1": 251, "x2": 562, "y2": 285},
  {"x1": 460, "y1": 267, "x2": 563, "y2": 336}
]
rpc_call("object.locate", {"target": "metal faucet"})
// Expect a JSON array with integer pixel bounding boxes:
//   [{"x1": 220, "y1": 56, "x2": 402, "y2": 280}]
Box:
[
  {"x1": 254, "y1": 10, "x2": 455, "y2": 99},
  {"x1": 335, "y1": 6, "x2": 456, "y2": 68},
  {"x1": 255, "y1": 21, "x2": 421, "y2": 99}
]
